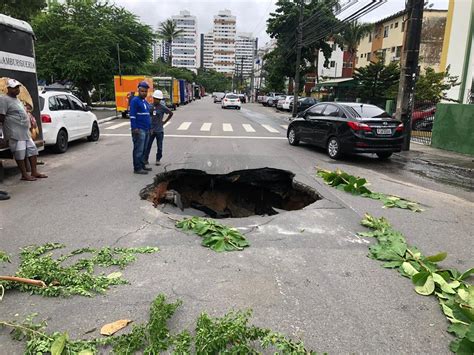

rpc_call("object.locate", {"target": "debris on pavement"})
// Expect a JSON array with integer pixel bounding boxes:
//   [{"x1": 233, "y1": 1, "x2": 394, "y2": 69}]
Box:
[{"x1": 100, "y1": 319, "x2": 132, "y2": 336}]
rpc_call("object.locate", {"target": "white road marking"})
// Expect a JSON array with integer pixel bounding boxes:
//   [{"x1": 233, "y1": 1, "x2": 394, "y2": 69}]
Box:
[
  {"x1": 280, "y1": 124, "x2": 289, "y2": 130},
  {"x1": 201, "y1": 123, "x2": 212, "y2": 131},
  {"x1": 177, "y1": 122, "x2": 192, "y2": 130},
  {"x1": 101, "y1": 121, "x2": 115, "y2": 125},
  {"x1": 98, "y1": 115, "x2": 119, "y2": 124},
  {"x1": 105, "y1": 122, "x2": 129, "y2": 130},
  {"x1": 261, "y1": 124, "x2": 280, "y2": 133},
  {"x1": 223, "y1": 123, "x2": 233, "y2": 132},
  {"x1": 101, "y1": 133, "x2": 286, "y2": 140},
  {"x1": 242, "y1": 124, "x2": 256, "y2": 132},
  {"x1": 164, "y1": 122, "x2": 171, "y2": 128}
]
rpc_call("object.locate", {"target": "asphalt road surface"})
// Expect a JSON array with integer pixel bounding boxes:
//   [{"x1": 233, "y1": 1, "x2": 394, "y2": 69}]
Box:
[{"x1": 0, "y1": 97, "x2": 472, "y2": 354}]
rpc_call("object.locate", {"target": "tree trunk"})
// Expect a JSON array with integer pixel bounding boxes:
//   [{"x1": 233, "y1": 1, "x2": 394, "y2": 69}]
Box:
[{"x1": 168, "y1": 41, "x2": 173, "y2": 66}]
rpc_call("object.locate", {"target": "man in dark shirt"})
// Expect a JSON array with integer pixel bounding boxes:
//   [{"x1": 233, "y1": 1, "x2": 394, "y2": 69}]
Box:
[{"x1": 145, "y1": 90, "x2": 173, "y2": 166}]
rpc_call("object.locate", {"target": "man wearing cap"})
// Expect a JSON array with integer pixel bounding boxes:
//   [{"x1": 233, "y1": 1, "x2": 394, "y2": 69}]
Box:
[
  {"x1": 0, "y1": 79, "x2": 47, "y2": 181},
  {"x1": 129, "y1": 81, "x2": 152, "y2": 174},
  {"x1": 144, "y1": 89, "x2": 173, "y2": 166}
]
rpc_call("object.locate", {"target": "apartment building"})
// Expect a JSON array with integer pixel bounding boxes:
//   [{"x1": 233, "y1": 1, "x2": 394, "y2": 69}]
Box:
[
  {"x1": 356, "y1": 9, "x2": 448, "y2": 72},
  {"x1": 152, "y1": 39, "x2": 170, "y2": 63},
  {"x1": 235, "y1": 32, "x2": 256, "y2": 78},
  {"x1": 212, "y1": 10, "x2": 236, "y2": 75},
  {"x1": 201, "y1": 31, "x2": 214, "y2": 69},
  {"x1": 171, "y1": 10, "x2": 198, "y2": 72}
]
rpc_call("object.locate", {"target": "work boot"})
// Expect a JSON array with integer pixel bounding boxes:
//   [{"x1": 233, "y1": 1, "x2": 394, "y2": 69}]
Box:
[
  {"x1": 134, "y1": 170, "x2": 148, "y2": 175},
  {"x1": 143, "y1": 167, "x2": 152, "y2": 171}
]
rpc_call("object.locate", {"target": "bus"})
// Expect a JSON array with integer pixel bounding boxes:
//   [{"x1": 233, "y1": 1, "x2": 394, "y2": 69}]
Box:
[{"x1": 0, "y1": 14, "x2": 44, "y2": 165}]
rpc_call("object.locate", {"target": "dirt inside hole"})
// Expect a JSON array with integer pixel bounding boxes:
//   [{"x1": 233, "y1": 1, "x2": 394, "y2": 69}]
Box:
[{"x1": 140, "y1": 168, "x2": 321, "y2": 218}]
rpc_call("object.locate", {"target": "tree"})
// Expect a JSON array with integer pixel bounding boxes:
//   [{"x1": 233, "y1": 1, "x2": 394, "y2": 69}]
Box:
[
  {"x1": 266, "y1": 0, "x2": 341, "y2": 91},
  {"x1": 195, "y1": 69, "x2": 232, "y2": 93},
  {"x1": 32, "y1": 1, "x2": 154, "y2": 104},
  {"x1": 334, "y1": 21, "x2": 373, "y2": 63},
  {"x1": 0, "y1": 0, "x2": 47, "y2": 21},
  {"x1": 262, "y1": 48, "x2": 287, "y2": 93},
  {"x1": 143, "y1": 60, "x2": 195, "y2": 83},
  {"x1": 157, "y1": 19, "x2": 184, "y2": 66},
  {"x1": 415, "y1": 66, "x2": 460, "y2": 103},
  {"x1": 353, "y1": 59, "x2": 400, "y2": 104}
]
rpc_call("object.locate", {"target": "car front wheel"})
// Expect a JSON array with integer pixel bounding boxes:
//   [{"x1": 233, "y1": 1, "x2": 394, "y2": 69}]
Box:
[
  {"x1": 288, "y1": 127, "x2": 300, "y2": 146},
  {"x1": 327, "y1": 136, "x2": 342, "y2": 159},
  {"x1": 87, "y1": 122, "x2": 100, "y2": 141}
]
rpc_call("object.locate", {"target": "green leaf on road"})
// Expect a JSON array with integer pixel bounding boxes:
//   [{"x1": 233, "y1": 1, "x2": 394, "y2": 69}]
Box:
[
  {"x1": 425, "y1": 252, "x2": 448, "y2": 263},
  {"x1": 51, "y1": 332, "x2": 68, "y2": 355},
  {"x1": 415, "y1": 275, "x2": 435, "y2": 295}
]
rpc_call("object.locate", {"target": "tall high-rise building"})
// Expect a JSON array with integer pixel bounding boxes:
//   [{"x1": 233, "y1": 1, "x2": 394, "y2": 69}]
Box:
[
  {"x1": 171, "y1": 10, "x2": 198, "y2": 72},
  {"x1": 235, "y1": 33, "x2": 256, "y2": 79},
  {"x1": 152, "y1": 39, "x2": 170, "y2": 63},
  {"x1": 202, "y1": 31, "x2": 214, "y2": 69},
  {"x1": 212, "y1": 10, "x2": 236, "y2": 75}
]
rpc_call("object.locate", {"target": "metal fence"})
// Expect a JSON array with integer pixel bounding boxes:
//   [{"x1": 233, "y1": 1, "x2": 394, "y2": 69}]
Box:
[{"x1": 410, "y1": 101, "x2": 436, "y2": 145}]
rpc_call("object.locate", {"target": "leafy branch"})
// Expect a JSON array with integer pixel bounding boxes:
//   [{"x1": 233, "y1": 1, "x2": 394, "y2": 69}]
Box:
[
  {"x1": 1, "y1": 294, "x2": 316, "y2": 354},
  {"x1": 317, "y1": 169, "x2": 423, "y2": 212},
  {"x1": 176, "y1": 217, "x2": 250, "y2": 252},
  {"x1": 0, "y1": 243, "x2": 159, "y2": 297},
  {"x1": 359, "y1": 214, "x2": 473, "y2": 353}
]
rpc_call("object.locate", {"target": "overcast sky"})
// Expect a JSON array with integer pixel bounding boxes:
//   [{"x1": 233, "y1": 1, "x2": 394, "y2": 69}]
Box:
[{"x1": 112, "y1": 0, "x2": 449, "y2": 46}]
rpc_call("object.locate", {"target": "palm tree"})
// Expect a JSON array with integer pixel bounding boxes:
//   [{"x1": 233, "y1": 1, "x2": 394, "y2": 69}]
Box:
[
  {"x1": 334, "y1": 21, "x2": 374, "y2": 64},
  {"x1": 157, "y1": 19, "x2": 184, "y2": 66}
]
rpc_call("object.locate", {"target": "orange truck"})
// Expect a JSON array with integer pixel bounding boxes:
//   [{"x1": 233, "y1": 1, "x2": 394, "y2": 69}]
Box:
[{"x1": 114, "y1": 75, "x2": 153, "y2": 117}]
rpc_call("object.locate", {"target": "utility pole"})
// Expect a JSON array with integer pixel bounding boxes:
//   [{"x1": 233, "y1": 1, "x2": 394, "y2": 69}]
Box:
[
  {"x1": 395, "y1": 0, "x2": 424, "y2": 151},
  {"x1": 292, "y1": 0, "x2": 305, "y2": 117},
  {"x1": 250, "y1": 39, "x2": 257, "y2": 102},
  {"x1": 240, "y1": 57, "x2": 244, "y2": 90}
]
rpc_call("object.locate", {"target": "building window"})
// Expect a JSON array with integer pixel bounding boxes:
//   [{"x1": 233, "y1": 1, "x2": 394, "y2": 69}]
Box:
[
  {"x1": 367, "y1": 52, "x2": 371, "y2": 61},
  {"x1": 330, "y1": 61, "x2": 336, "y2": 68},
  {"x1": 395, "y1": 22, "x2": 399, "y2": 28},
  {"x1": 396, "y1": 46, "x2": 402, "y2": 58},
  {"x1": 360, "y1": 53, "x2": 363, "y2": 58},
  {"x1": 391, "y1": 47, "x2": 395, "y2": 52},
  {"x1": 401, "y1": 21, "x2": 405, "y2": 32},
  {"x1": 384, "y1": 26, "x2": 389, "y2": 38},
  {"x1": 390, "y1": 23, "x2": 393, "y2": 29},
  {"x1": 368, "y1": 33, "x2": 372, "y2": 42}
]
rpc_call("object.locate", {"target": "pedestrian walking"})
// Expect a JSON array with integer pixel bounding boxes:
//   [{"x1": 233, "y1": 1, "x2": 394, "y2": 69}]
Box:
[
  {"x1": 129, "y1": 81, "x2": 152, "y2": 174},
  {"x1": 144, "y1": 90, "x2": 173, "y2": 166},
  {"x1": 0, "y1": 79, "x2": 47, "y2": 181}
]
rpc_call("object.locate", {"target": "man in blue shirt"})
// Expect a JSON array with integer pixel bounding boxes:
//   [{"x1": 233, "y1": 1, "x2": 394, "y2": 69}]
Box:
[
  {"x1": 129, "y1": 81, "x2": 152, "y2": 174},
  {"x1": 144, "y1": 90, "x2": 173, "y2": 166}
]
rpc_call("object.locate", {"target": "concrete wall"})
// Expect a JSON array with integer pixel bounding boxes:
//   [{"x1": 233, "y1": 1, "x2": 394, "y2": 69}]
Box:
[
  {"x1": 431, "y1": 103, "x2": 474, "y2": 155},
  {"x1": 419, "y1": 12, "x2": 447, "y2": 72}
]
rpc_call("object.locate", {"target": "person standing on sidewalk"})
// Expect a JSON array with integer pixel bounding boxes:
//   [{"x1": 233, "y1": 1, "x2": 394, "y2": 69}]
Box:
[
  {"x1": 144, "y1": 90, "x2": 173, "y2": 166},
  {"x1": 129, "y1": 81, "x2": 152, "y2": 175},
  {"x1": 0, "y1": 79, "x2": 47, "y2": 181}
]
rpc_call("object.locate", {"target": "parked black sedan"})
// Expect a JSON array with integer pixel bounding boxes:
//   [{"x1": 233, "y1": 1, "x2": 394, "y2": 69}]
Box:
[
  {"x1": 289, "y1": 97, "x2": 318, "y2": 113},
  {"x1": 287, "y1": 102, "x2": 404, "y2": 159}
]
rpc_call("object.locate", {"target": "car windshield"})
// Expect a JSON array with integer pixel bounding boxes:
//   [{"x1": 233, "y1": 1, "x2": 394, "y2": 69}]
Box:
[
  {"x1": 215, "y1": 92, "x2": 225, "y2": 97},
  {"x1": 226, "y1": 94, "x2": 238, "y2": 99},
  {"x1": 344, "y1": 104, "x2": 391, "y2": 118}
]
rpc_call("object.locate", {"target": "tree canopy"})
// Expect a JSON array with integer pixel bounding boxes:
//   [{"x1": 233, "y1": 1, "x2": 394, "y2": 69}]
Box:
[
  {"x1": 353, "y1": 59, "x2": 400, "y2": 104},
  {"x1": 0, "y1": 0, "x2": 46, "y2": 21},
  {"x1": 196, "y1": 69, "x2": 232, "y2": 93},
  {"x1": 32, "y1": 1, "x2": 154, "y2": 103},
  {"x1": 414, "y1": 66, "x2": 460, "y2": 103}
]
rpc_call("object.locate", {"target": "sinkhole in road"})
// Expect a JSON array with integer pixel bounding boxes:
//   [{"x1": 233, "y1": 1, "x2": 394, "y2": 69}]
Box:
[{"x1": 140, "y1": 168, "x2": 321, "y2": 218}]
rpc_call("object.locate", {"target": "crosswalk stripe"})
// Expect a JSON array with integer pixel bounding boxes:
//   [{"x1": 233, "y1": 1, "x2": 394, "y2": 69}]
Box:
[
  {"x1": 177, "y1": 122, "x2": 192, "y2": 130},
  {"x1": 223, "y1": 123, "x2": 233, "y2": 132},
  {"x1": 242, "y1": 124, "x2": 256, "y2": 132},
  {"x1": 106, "y1": 122, "x2": 129, "y2": 130},
  {"x1": 164, "y1": 122, "x2": 171, "y2": 128},
  {"x1": 102, "y1": 121, "x2": 115, "y2": 125},
  {"x1": 280, "y1": 124, "x2": 289, "y2": 130},
  {"x1": 261, "y1": 124, "x2": 279, "y2": 133},
  {"x1": 201, "y1": 123, "x2": 212, "y2": 131}
]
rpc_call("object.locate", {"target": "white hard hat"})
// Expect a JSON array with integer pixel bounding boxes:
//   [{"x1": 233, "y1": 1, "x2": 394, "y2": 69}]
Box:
[
  {"x1": 7, "y1": 79, "x2": 21, "y2": 88},
  {"x1": 152, "y1": 90, "x2": 164, "y2": 99}
]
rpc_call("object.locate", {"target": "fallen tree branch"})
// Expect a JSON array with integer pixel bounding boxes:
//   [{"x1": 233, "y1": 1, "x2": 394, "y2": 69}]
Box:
[{"x1": 0, "y1": 276, "x2": 46, "y2": 288}]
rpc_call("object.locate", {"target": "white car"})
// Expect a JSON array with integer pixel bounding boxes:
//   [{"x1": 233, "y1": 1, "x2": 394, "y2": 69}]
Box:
[
  {"x1": 281, "y1": 95, "x2": 295, "y2": 111},
  {"x1": 39, "y1": 91, "x2": 100, "y2": 153},
  {"x1": 221, "y1": 93, "x2": 241, "y2": 109}
]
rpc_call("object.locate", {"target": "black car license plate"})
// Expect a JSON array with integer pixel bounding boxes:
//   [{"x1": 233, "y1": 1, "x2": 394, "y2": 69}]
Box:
[{"x1": 376, "y1": 128, "x2": 392, "y2": 135}]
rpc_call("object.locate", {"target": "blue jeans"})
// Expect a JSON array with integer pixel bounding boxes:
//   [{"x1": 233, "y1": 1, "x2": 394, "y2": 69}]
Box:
[
  {"x1": 145, "y1": 131, "x2": 164, "y2": 163},
  {"x1": 132, "y1": 128, "x2": 149, "y2": 171}
]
